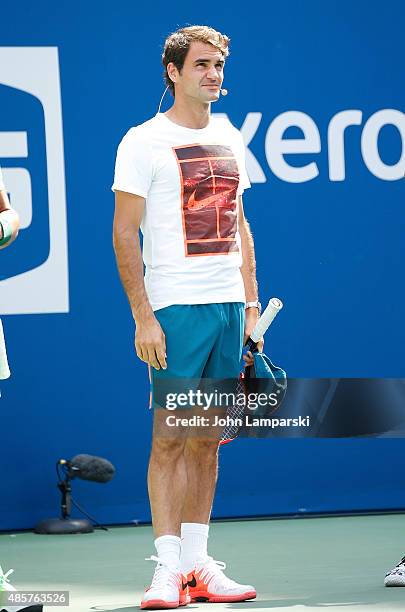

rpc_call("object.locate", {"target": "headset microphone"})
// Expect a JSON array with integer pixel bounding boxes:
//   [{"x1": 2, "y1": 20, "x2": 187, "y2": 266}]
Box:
[{"x1": 221, "y1": 88, "x2": 228, "y2": 96}]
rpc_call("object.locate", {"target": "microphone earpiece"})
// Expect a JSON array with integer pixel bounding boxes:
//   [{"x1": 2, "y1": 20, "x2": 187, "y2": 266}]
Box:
[{"x1": 221, "y1": 88, "x2": 228, "y2": 96}]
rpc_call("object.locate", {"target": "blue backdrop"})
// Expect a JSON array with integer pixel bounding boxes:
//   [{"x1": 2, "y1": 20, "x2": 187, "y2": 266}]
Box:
[{"x1": 0, "y1": 0, "x2": 404, "y2": 530}]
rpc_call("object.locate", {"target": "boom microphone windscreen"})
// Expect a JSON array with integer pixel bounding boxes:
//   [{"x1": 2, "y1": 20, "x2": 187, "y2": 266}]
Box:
[{"x1": 67, "y1": 454, "x2": 115, "y2": 483}]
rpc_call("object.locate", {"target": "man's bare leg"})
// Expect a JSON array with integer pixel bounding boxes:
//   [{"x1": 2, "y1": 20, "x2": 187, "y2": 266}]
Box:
[
  {"x1": 148, "y1": 430, "x2": 188, "y2": 537},
  {"x1": 149, "y1": 405, "x2": 220, "y2": 534},
  {"x1": 181, "y1": 438, "x2": 219, "y2": 524},
  {"x1": 178, "y1": 433, "x2": 256, "y2": 603},
  {"x1": 142, "y1": 416, "x2": 190, "y2": 609}
]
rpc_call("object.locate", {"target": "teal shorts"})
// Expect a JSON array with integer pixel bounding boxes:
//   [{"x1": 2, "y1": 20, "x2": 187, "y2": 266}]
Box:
[{"x1": 153, "y1": 302, "x2": 245, "y2": 380}]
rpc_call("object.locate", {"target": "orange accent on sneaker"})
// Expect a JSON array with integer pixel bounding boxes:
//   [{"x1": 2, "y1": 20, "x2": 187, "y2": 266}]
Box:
[
  {"x1": 140, "y1": 597, "x2": 179, "y2": 609},
  {"x1": 186, "y1": 569, "x2": 256, "y2": 603}
]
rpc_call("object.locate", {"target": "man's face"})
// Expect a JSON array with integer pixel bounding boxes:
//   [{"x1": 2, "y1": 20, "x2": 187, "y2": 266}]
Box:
[{"x1": 171, "y1": 41, "x2": 225, "y2": 103}]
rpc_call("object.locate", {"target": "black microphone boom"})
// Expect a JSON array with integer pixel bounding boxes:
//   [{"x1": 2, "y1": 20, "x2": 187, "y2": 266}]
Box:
[
  {"x1": 67, "y1": 454, "x2": 115, "y2": 483},
  {"x1": 35, "y1": 454, "x2": 115, "y2": 534}
]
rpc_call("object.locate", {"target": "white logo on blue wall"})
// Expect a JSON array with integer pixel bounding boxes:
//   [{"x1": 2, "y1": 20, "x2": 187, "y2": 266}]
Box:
[
  {"x1": 215, "y1": 110, "x2": 405, "y2": 183},
  {"x1": 0, "y1": 47, "x2": 69, "y2": 314}
]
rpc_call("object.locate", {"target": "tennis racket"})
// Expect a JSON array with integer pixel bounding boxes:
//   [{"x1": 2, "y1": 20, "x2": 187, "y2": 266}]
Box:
[
  {"x1": 220, "y1": 298, "x2": 283, "y2": 443},
  {"x1": 0, "y1": 319, "x2": 10, "y2": 380}
]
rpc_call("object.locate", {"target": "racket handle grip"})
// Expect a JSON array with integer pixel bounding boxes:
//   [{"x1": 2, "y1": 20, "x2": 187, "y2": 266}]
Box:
[{"x1": 244, "y1": 297, "x2": 283, "y2": 351}]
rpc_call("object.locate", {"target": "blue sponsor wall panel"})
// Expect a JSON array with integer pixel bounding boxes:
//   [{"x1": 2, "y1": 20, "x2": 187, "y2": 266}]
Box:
[{"x1": 0, "y1": 0, "x2": 404, "y2": 529}]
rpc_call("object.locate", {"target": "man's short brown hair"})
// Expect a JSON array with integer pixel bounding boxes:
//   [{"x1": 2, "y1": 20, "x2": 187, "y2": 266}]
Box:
[{"x1": 162, "y1": 25, "x2": 230, "y2": 96}]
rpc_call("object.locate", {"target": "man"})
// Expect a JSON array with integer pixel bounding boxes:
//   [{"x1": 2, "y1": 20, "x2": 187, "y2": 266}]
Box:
[
  {"x1": 112, "y1": 25, "x2": 262, "y2": 609},
  {"x1": 0, "y1": 175, "x2": 42, "y2": 612},
  {"x1": 0, "y1": 167, "x2": 20, "y2": 381}
]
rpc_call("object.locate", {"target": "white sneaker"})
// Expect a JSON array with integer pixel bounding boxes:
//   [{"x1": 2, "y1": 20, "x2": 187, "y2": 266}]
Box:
[
  {"x1": 385, "y1": 556, "x2": 405, "y2": 586},
  {"x1": 0, "y1": 566, "x2": 15, "y2": 593},
  {"x1": 0, "y1": 565, "x2": 43, "y2": 611},
  {"x1": 0, "y1": 565, "x2": 15, "y2": 612},
  {"x1": 141, "y1": 556, "x2": 189, "y2": 609},
  {"x1": 186, "y1": 556, "x2": 256, "y2": 603}
]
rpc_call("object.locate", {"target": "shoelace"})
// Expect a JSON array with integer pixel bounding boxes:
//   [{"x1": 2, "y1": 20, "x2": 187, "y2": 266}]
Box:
[
  {"x1": 0, "y1": 566, "x2": 14, "y2": 590},
  {"x1": 197, "y1": 556, "x2": 239, "y2": 589},
  {"x1": 145, "y1": 555, "x2": 180, "y2": 590}
]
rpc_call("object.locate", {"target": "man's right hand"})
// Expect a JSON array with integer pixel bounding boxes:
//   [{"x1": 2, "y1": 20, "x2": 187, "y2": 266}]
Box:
[{"x1": 135, "y1": 315, "x2": 167, "y2": 370}]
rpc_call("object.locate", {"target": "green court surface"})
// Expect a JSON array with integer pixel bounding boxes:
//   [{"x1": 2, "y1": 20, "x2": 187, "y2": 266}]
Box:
[{"x1": 1, "y1": 514, "x2": 404, "y2": 611}]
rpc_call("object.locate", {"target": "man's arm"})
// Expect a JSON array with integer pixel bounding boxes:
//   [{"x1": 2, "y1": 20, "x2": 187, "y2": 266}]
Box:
[
  {"x1": 238, "y1": 196, "x2": 264, "y2": 358},
  {"x1": 0, "y1": 191, "x2": 20, "y2": 249},
  {"x1": 113, "y1": 190, "x2": 166, "y2": 370}
]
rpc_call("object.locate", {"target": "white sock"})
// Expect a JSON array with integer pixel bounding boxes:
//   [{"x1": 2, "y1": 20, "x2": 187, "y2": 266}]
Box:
[
  {"x1": 154, "y1": 535, "x2": 181, "y2": 569},
  {"x1": 180, "y1": 522, "x2": 209, "y2": 574}
]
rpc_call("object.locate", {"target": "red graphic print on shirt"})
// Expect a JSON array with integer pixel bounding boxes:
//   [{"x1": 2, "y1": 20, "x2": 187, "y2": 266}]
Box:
[{"x1": 173, "y1": 144, "x2": 240, "y2": 257}]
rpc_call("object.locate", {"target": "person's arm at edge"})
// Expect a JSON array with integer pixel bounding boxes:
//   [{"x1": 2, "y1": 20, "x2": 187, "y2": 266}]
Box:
[
  {"x1": 113, "y1": 190, "x2": 167, "y2": 370},
  {"x1": 0, "y1": 190, "x2": 20, "y2": 249},
  {"x1": 238, "y1": 195, "x2": 264, "y2": 362}
]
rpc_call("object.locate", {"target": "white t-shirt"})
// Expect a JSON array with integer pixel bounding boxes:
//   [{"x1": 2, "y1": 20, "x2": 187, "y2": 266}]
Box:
[{"x1": 112, "y1": 113, "x2": 251, "y2": 311}]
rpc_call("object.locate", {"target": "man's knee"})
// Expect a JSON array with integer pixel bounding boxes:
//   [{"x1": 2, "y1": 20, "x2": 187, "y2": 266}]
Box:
[
  {"x1": 185, "y1": 438, "x2": 220, "y2": 456},
  {"x1": 151, "y1": 436, "x2": 186, "y2": 460}
]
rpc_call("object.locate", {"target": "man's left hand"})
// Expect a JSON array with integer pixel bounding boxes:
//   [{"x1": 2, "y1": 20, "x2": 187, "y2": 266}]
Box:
[{"x1": 243, "y1": 307, "x2": 264, "y2": 367}]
